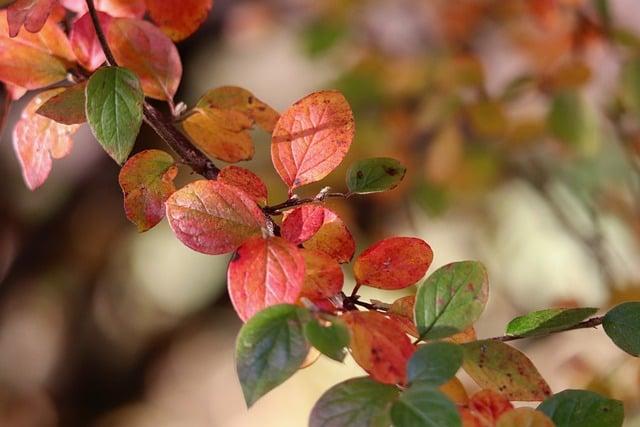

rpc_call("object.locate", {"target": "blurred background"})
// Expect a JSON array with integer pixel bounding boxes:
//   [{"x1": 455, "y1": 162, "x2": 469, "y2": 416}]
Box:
[{"x1": 2, "y1": 0, "x2": 640, "y2": 425}]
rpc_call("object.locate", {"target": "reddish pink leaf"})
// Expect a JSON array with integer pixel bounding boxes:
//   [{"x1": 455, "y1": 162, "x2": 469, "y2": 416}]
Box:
[
  {"x1": 228, "y1": 236, "x2": 305, "y2": 321},
  {"x1": 165, "y1": 180, "x2": 265, "y2": 255},
  {"x1": 7, "y1": 0, "x2": 54, "y2": 37},
  {"x1": 70, "y1": 11, "x2": 112, "y2": 71},
  {"x1": 107, "y1": 17, "x2": 182, "y2": 100},
  {"x1": 146, "y1": 0, "x2": 213, "y2": 42},
  {"x1": 218, "y1": 165, "x2": 268, "y2": 206},
  {"x1": 13, "y1": 89, "x2": 80, "y2": 190},
  {"x1": 342, "y1": 311, "x2": 415, "y2": 384},
  {"x1": 281, "y1": 205, "x2": 355, "y2": 263},
  {"x1": 61, "y1": 0, "x2": 145, "y2": 18},
  {"x1": 119, "y1": 149, "x2": 177, "y2": 232},
  {"x1": 353, "y1": 237, "x2": 433, "y2": 289},
  {"x1": 300, "y1": 248, "x2": 344, "y2": 300},
  {"x1": 271, "y1": 90, "x2": 355, "y2": 191}
]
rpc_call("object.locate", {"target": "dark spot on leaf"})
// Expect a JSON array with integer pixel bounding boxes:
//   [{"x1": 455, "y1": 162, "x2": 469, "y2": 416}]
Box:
[
  {"x1": 357, "y1": 170, "x2": 364, "y2": 179},
  {"x1": 383, "y1": 166, "x2": 399, "y2": 176}
]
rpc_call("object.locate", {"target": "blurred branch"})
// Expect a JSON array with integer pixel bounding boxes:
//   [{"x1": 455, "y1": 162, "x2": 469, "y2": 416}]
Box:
[{"x1": 489, "y1": 315, "x2": 604, "y2": 343}]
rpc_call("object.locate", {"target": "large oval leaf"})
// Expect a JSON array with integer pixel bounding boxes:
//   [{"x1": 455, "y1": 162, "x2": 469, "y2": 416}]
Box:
[
  {"x1": 218, "y1": 165, "x2": 268, "y2": 206},
  {"x1": 506, "y1": 307, "x2": 598, "y2": 338},
  {"x1": 235, "y1": 304, "x2": 309, "y2": 407},
  {"x1": 165, "y1": 180, "x2": 265, "y2": 255},
  {"x1": 300, "y1": 248, "x2": 343, "y2": 300},
  {"x1": 346, "y1": 157, "x2": 407, "y2": 194},
  {"x1": 390, "y1": 383, "x2": 461, "y2": 427},
  {"x1": 228, "y1": 236, "x2": 305, "y2": 321},
  {"x1": 414, "y1": 261, "x2": 488, "y2": 339},
  {"x1": 603, "y1": 301, "x2": 640, "y2": 356},
  {"x1": 146, "y1": 0, "x2": 213, "y2": 41},
  {"x1": 86, "y1": 66, "x2": 144, "y2": 164},
  {"x1": 271, "y1": 90, "x2": 354, "y2": 191},
  {"x1": 538, "y1": 390, "x2": 624, "y2": 427}
]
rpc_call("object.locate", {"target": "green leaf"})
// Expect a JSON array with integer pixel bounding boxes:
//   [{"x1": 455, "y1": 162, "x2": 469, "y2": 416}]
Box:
[
  {"x1": 390, "y1": 382, "x2": 461, "y2": 427},
  {"x1": 547, "y1": 90, "x2": 599, "y2": 151},
  {"x1": 346, "y1": 157, "x2": 407, "y2": 194},
  {"x1": 538, "y1": 390, "x2": 624, "y2": 427},
  {"x1": 303, "y1": 316, "x2": 350, "y2": 362},
  {"x1": 414, "y1": 261, "x2": 489, "y2": 339},
  {"x1": 621, "y1": 58, "x2": 640, "y2": 114},
  {"x1": 407, "y1": 342, "x2": 462, "y2": 386},
  {"x1": 86, "y1": 66, "x2": 144, "y2": 164},
  {"x1": 506, "y1": 307, "x2": 598, "y2": 337},
  {"x1": 309, "y1": 377, "x2": 399, "y2": 427},
  {"x1": 235, "y1": 304, "x2": 309, "y2": 407},
  {"x1": 36, "y1": 82, "x2": 87, "y2": 125},
  {"x1": 603, "y1": 301, "x2": 640, "y2": 356}
]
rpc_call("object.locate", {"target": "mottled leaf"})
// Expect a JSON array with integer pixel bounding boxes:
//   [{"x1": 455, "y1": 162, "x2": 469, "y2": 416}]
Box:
[
  {"x1": 538, "y1": 390, "x2": 624, "y2": 427},
  {"x1": 496, "y1": 408, "x2": 554, "y2": 427},
  {"x1": 603, "y1": 301, "x2": 640, "y2": 356},
  {"x1": 218, "y1": 165, "x2": 268, "y2": 206},
  {"x1": 271, "y1": 90, "x2": 354, "y2": 191},
  {"x1": 407, "y1": 342, "x2": 463, "y2": 386},
  {"x1": 390, "y1": 383, "x2": 461, "y2": 427},
  {"x1": 461, "y1": 389, "x2": 515, "y2": 427},
  {"x1": 300, "y1": 248, "x2": 343, "y2": 300},
  {"x1": 506, "y1": 307, "x2": 598, "y2": 337},
  {"x1": 303, "y1": 315, "x2": 350, "y2": 362},
  {"x1": 346, "y1": 157, "x2": 407, "y2": 194},
  {"x1": 165, "y1": 180, "x2": 265, "y2": 255},
  {"x1": 118, "y1": 149, "x2": 177, "y2": 232},
  {"x1": 36, "y1": 81, "x2": 86, "y2": 125},
  {"x1": 7, "y1": 0, "x2": 54, "y2": 37},
  {"x1": 146, "y1": 0, "x2": 213, "y2": 41},
  {"x1": 70, "y1": 11, "x2": 112, "y2": 72}
]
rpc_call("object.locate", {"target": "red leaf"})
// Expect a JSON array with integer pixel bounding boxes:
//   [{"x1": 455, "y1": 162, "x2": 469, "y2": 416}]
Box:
[
  {"x1": 165, "y1": 180, "x2": 265, "y2": 255},
  {"x1": 460, "y1": 390, "x2": 514, "y2": 427},
  {"x1": 219, "y1": 165, "x2": 268, "y2": 207},
  {"x1": 119, "y1": 149, "x2": 178, "y2": 232},
  {"x1": 61, "y1": 0, "x2": 145, "y2": 18},
  {"x1": 271, "y1": 90, "x2": 354, "y2": 191},
  {"x1": 227, "y1": 236, "x2": 305, "y2": 321},
  {"x1": 146, "y1": 0, "x2": 213, "y2": 42},
  {"x1": 353, "y1": 237, "x2": 433, "y2": 289},
  {"x1": 281, "y1": 205, "x2": 355, "y2": 263},
  {"x1": 107, "y1": 18, "x2": 182, "y2": 100},
  {"x1": 13, "y1": 89, "x2": 80, "y2": 190},
  {"x1": 342, "y1": 311, "x2": 415, "y2": 384},
  {"x1": 70, "y1": 11, "x2": 112, "y2": 71},
  {"x1": 300, "y1": 248, "x2": 344, "y2": 300},
  {"x1": 7, "y1": 0, "x2": 54, "y2": 37}
]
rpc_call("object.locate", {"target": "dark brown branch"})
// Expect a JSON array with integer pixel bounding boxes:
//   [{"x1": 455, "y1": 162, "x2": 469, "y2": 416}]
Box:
[
  {"x1": 85, "y1": 0, "x2": 117, "y2": 66},
  {"x1": 264, "y1": 192, "x2": 349, "y2": 215},
  {"x1": 488, "y1": 316, "x2": 604, "y2": 343}
]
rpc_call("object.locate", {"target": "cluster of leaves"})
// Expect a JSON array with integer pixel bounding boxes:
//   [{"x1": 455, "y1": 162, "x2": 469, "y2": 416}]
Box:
[{"x1": 2, "y1": 1, "x2": 640, "y2": 426}]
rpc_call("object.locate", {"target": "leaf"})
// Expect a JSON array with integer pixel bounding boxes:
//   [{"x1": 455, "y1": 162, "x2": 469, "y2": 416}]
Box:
[
  {"x1": 353, "y1": 237, "x2": 433, "y2": 290},
  {"x1": 345, "y1": 157, "x2": 407, "y2": 194},
  {"x1": 86, "y1": 66, "x2": 144, "y2": 164},
  {"x1": 462, "y1": 389, "x2": 514, "y2": 426},
  {"x1": 281, "y1": 205, "x2": 355, "y2": 263},
  {"x1": 506, "y1": 307, "x2": 598, "y2": 337},
  {"x1": 271, "y1": 90, "x2": 355, "y2": 191},
  {"x1": 620, "y1": 57, "x2": 640, "y2": 114},
  {"x1": 235, "y1": 304, "x2": 309, "y2": 407},
  {"x1": 227, "y1": 236, "x2": 305, "y2": 321},
  {"x1": 547, "y1": 90, "x2": 599, "y2": 151},
  {"x1": 7, "y1": 0, "x2": 54, "y2": 37},
  {"x1": 407, "y1": 342, "x2": 463, "y2": 386},
  {"x1": 36, "y1": 81, "x2": 87, "y2": 125},
  {"x1": 218, "y1": 165, "x2": 268, "y2": 206},
  {"x1": 165, "y1": 180, "x2": 266, "y2": 255},
  {"x1": 0, "y1": 12, "x2": 75, "y2": 89},
  {"x1": 538, "y1": 390, "x2": 624, "y2": 427},
  {"x1": 303, "y1": 315, "x2": 350, "y2": 362},
  {"x1": 496, "y1": 408, "x2": 554, "y2": 427},
  {"x1": 13, "y1": 88, "x2": 80, "y2": 190},
  {"x1": 309, "y1": 377, "x2": 399, "y2": 427},
  {"x1": 603, "y1": 301, "x2": 640, "y2": 356},
  {"x1": 462, "y1": 340, "x2": 552, "y2": 401},
  {"x1": 300, "y1": 248, "x2": 343, "y2": 300},
  {"x1": 70, "y1": 11, "x2": 112, "y2": 72},
  {"x1": 107, "y1": 17, "x2": 182, "y2": 100},
  {"x1": 60, "y1": 0, "x2": 146, "y2": 17},
  {"x1": 118, "y1": 149, "x2": 177, "y2": 232},
  {"x1": 146, "y1": 0, "x2": 212, "y2": 41},
  {"x1": 389, "y1": 295, "x2": 419, "y2": 337},
  {"x1": 390, "y1": 382, "x2": 461, "y2": 427},
  {"x1": 342, "y1": 311, "x2": 415, "y2": 384},
  {"x1": 440, "y1": 377, "x2": 469, "y2": 406}
]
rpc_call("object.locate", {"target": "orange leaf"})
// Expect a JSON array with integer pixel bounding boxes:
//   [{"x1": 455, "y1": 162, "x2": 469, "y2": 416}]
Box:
[
  {"x1": 353, "y1": 237, "x2": 433, "y2": 289},
  {"x1": 219, "y1": 165, "x2": 268, "y2": 206},
  {"x1": 440, "y1": 377, "x2": 469, "y2": 406},
  {"x1": 107, "y1": 18, "x2": 182, "y2": 100},
  {"x1": 70, "y1": 11, "x2": 112, "y2": 72},
  {"x1": 342, "y1": 311, "x2": 415, "y2": 384},
  {"x1": 165, "y1": 180, "x2": 265, "y2": 255},
  {"x1": 227, "y1": 236, "x2": 305, "y2": 321},
  {"x1": 118, "y1": 149, "x2": 177, "y2": 232},
  {"x1": 13, "y1": 89, "x2": 80, "y2": 190},
  {"x1": 7, "y1": 0, "x2": 54, "y2": 37},
  {"x1": 462, "y1": 390, "x2": 514, "y2": 427},
  {"x1": 146, "y1": 0, "x2": 213, "y2": 42},
  {"x1": 271, "y1": 90, "x2": 354, "y2": 191},
  {"x1": 300, "y1": 248, "x2": 344, "y2": 300},
  {"x1": 496, "y1": 407, "x2": 554, "y2": 427},
  {"x1": 282, "y1": 205, "x2": 355, "y2": 263},
  {"x1": 389, "y1": 295, "x2": 418, "y2": 337}
]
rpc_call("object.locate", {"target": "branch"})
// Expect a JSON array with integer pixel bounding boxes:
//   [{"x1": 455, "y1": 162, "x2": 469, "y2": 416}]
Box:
[
  {"x1": 85, "y1": 0, "x2": 117, "y2": 66},
  {"x1": 264, "y1": 189, "x2": 350, "y2": 215},
  {"x1": 488, "y1": 315, "x2": 604, "y2": 343}
]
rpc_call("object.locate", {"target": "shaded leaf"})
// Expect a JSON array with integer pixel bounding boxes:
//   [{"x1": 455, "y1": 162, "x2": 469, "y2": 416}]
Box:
[
  {"x1": 346, "y1": 157, "x2": 406, "y2": 194},
  {"x1": 300, "y1": 248, "x2": 343, "y2": 300},
  {"x1": 620, "y1": 57, "x2": 640, "y2": 114},
  {"x1": 389, "y1": 295, "x2": 419, "y2": 337},
  {"x1": 603, "y1": 301, "x2": 640, "y2": 356},
  {"x1": 235, "y1": 304, "x2": 309, "y2": 407},
  {"x1": 165, "y1": 180, "x2": 265, "y2": 255},
  {"x1": 7, "y1": 0, "x2": 54, "y2": 37},
  {"x1": 547, "y1": 90, "x2": 599, "y2": 151},
  {"x1": 538, "y1": 389, "x2": 624, "y2": 427},
  {"x1": 218, "y1": 165, "x2": 268, "y2": 206},
  {"x1": 118, "y1": 149, "x2": 177, "y2": 232},
  {"x1": 407, "y1": 342, "x2": 463, "y2": 386},
  {"x1": 146, "y1": 0, "x2": 212, "y2": 42},
  {"x1": 36, "y1": 81, "x2": 87, "y2": 125},
  {"x1": 271, "y1": 90, "x2": 354, "y2": 191},
  {"x1": 390, "y1": 382, "x2": 461, "y2": 427},
  {"x1": 506, "y1": 307, "x2": 598, "y2": 337},
  {"x1": 303, "y1": 315, "x2": 350, "y2": 362},
  {"x1": 353, "y1": 237, "x2": 433, "y2": 290},
  {"x1": 70, "y1": 11, "x2": 112, "y2": 72},
  {"x1": 496, "y1": 408, "x2": 554, "y2": 427}
]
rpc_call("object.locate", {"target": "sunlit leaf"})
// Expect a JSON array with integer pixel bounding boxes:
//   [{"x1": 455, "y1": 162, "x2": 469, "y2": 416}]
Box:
[
  {"x1": 7, "y1": 0, "x2": 54, "y2": 37},
  {"x1": 353, "y1": 237, "x2": 433, "y2": 290},
  {"x1": 36, "y1": 81, "x2": 87, "y2": 125},
  {"x1": 271, "y1": 90, "x2": 354, "y2": 191},
  {"x1": 506, "y1": 307, "x2": 598, "y2": 337},
  {"x1": 440, "y1": 377, "x2": 469, "y2": 406},
  {"x1": 303, "y1": 315, "x2": 350, "y2": 362},
  {"x1": 86, "y1": 66, "x2": 144, "y2": 164},
  {"x1": 407, "y1": 342, "x2": 463, "y2": 386},
  {"x1": 300, "y1": 248, "x2": 343, "y2": 300},
  {"x1": 146, "y1": 0, "x2": 212, "y2": 41},
  {"x1": 235, "y1": 304, "x2": 309, "y2": 407},
  {"x1": 218, "y1": 165, "x2": 268, "y2": 206},
  {"x1": 462, "y1": 389, "x2": 514, "y2": 427},
  {"x1": 70, "y1": 11, "x2": 112, "y2": 72},
  {"x1": 165, "y1": 180, "x2": 265, "y2": 255},
  {"x1": 118, "y1": 149, "x2": 177, "y2": 232},
  {"x1": 496, "y1": 408, "x2": 554, "y2": 427},
  {"x1": 603, "y1": 301, "x2": 640, "y2": 356},
  {"x1": 538, "y1": 389, "x2": 624, "y2": 427},
  {"x1": 228, "y1": 236, "x2": 305, "y2": 321},
  {"x1": 346, "y1": 157, "x2": 407, "y2": 194},
  {"x1": 390, "y1": 382, "x2": 461, "y2": 427}
]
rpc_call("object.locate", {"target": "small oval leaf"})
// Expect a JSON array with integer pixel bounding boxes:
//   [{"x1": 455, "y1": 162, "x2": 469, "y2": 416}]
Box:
[
  {"x1": 70, "y1": 11, "x2": 112, "y2": 71},
  {"x1": 346, "y1": 157, "x2": 407, "y2": 194},
  {"x1": 507, "y1": 307, "x2": 598, "y2": 338},
  {"x1": 603, "y1": 301, "x2": 640, "y2": 356},
  {"x1": 538, "y1": 389, "x2": 624, "y2": 427},
  {"x1": 303, "y1": 316, "x2": 350, "y2": 362},
  {"x1": 407, "y1": 342, "x2": 463, "y2": 386},
  {"x1": 496, "y1": 408, "x2": 554, "y2": 427},
  {"x1": 146, "y1": 0, "x2": 212, "y2": 42},
  {"x1": 390, "y1": 383, "x2": 461, "y2": 427},
  {"x1": 36, "y1": 81, "x2": 87, "y2": 125},
  {"x1": 300, "y1": 248, "x2": 344, "y2": 300}
]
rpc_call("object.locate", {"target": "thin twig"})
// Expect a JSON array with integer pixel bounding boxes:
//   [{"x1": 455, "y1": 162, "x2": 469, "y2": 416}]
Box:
[
  {"x1": 85, "y1": 0, "x2": 117, "y2": 66},
  {"x1": 264, "y1": 192, "x2": 350, "y2": 215}
]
